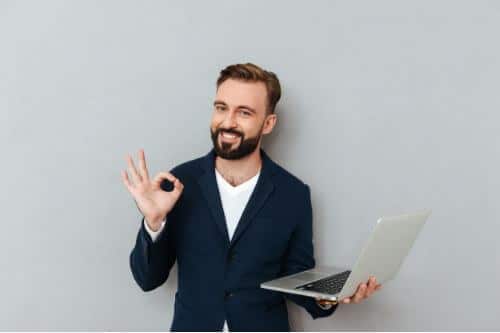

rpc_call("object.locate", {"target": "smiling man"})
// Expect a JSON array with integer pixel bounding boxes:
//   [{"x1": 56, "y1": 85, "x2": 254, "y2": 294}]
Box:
[{"x1": 124, "y1": 63, "x2": 380, "y2": 331}]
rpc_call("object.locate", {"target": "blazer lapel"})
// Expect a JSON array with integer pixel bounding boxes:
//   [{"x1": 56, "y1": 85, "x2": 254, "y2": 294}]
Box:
[
  {"x1": 197, "y1": 149, "x2": 230, "y2": 244},
  {"x1": 197, "y1": 148, "x2": 276, "y2": 248}
]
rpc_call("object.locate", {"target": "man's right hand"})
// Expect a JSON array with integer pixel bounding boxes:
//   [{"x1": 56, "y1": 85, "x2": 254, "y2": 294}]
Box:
[{"x1": 121, "y1": 148, "x2": 184, "y2": 231}]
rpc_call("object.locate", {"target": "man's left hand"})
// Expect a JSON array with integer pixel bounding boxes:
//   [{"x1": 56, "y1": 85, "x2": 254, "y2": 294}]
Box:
[{"x1": 316, "y1": 276, "x2": 382, "y2": 306}]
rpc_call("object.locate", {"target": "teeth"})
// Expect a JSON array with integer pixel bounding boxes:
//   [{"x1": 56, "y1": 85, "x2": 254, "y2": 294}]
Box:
[{"x1": 221, "y1": 132, "x2": 238, "y2": 139}]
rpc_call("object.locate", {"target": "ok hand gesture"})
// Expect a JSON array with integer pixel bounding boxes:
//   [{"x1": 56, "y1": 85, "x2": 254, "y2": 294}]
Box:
[{"x1": 121, "y1": 149, "x2": 184, "y2": 231}]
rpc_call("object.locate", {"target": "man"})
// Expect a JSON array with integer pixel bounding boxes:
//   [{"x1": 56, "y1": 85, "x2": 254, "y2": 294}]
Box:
[{"x1": 122, "y1": 63, "x2": 381, "y2": 331}]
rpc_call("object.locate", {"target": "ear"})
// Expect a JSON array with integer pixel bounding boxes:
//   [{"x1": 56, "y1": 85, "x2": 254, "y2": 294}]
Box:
[{"x1": 262, "y1": 114, "x2": 277, "y2": 135}]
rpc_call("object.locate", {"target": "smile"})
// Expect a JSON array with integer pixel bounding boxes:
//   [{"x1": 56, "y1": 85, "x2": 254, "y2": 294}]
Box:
[
  {"x1": 220, "y1": 132, "x2": 241, "y2": 142},
  {"x1": 221, "y1": 132, "x2": 239, "y2": 138}
]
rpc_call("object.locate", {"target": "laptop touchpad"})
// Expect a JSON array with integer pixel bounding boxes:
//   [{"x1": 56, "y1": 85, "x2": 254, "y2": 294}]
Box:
[{"x1": 294, "y1": 272, "x2": 327, "y2": 281}]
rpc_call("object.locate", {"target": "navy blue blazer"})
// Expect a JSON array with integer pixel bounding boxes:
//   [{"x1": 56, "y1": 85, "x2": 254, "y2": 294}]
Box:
[{"x1": 130, "y1": 148, "x2": 338, "y2": 331}]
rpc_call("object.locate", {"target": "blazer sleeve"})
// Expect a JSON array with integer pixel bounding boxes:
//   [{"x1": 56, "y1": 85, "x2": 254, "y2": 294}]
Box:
[
  {"x1": 279, "y1": 184, "x2": 339, "y2": 319},
  {"x1": 129, "y1": 170, "x2": 180, "y2": 292}
]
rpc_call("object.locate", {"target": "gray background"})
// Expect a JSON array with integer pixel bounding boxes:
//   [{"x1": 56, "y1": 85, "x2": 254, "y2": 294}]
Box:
[{"x1": 1, "y1": 0, "x2": 498, "y2": 331}]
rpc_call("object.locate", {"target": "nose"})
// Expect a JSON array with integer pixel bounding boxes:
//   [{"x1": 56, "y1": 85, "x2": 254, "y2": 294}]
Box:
[{"x1": 221, "y1": 110, "x2": 238, "y2": 128}]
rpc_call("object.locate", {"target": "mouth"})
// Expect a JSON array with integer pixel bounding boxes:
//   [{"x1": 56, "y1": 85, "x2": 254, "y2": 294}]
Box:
[{"x1": 219, "y1": 131, "x2": 241, "y2": 143}]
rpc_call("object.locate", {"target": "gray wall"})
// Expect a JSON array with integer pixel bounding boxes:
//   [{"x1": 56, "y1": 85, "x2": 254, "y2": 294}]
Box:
[{"x1": 1, "y1": 0, "x2": 498, "y2": 330}]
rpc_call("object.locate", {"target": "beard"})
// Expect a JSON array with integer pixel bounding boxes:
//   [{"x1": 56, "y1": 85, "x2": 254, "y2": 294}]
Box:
[{"x1": 210, "y1": 124, "x2": 264, "y2": 160}]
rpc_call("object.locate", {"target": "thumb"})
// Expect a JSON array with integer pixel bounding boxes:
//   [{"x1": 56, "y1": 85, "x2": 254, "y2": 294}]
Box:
[{"x1": 172, "y1": 178, "x2": 184, "y2": 193}]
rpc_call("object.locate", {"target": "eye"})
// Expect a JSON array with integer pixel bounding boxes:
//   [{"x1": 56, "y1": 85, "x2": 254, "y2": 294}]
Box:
[
  {"x1": 239, "y1": 110, "x2": 251, "y2": 116},
  {"x1": 215, "y1": 105, "x2": 226, "y2": 112}
]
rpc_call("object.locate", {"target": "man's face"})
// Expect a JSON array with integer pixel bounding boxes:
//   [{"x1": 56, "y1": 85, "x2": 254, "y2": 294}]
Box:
[{"x1": 210, "y1": 78, "x2": 276, "y2": 160}]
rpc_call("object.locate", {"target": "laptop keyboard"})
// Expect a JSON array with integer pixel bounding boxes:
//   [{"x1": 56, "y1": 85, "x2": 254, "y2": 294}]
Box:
[{"x1": 295, "y1": 270, "x2": 351, "y2": 295}]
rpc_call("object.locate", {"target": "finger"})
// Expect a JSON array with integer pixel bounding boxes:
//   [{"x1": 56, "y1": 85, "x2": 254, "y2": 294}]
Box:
[
  {"x1": 370, "y1": 277, "x2": 378, "y2": 289},
  {"x1": 138, "y1": 149, "x2": 150, "y2": 181},
  {"x1": 365, "y1": 276, "x2": 377, "y2": 297},
  {"x1": 375, "y1": 284, "x2": 382, "y2": 291},
  {"x1": 353, "y1": 284, "x2": 366, "y2": 303},
  {"x1": 126, "y1": 154, "x2": 142, "y2": 184},
  {"x1": 153, "y1": 171, "x2": 178, "y2": 185},
  {"x1": 341, "y1": 297, "x2": 351, "y2": 304},
  {"x1": 121, "y1": 170, "x2": 135, "y2": 193},
  {"x1": 153, "y1": 172, "x2": 184, "y2": 193},
  {"x1": 173, "y1": 178, "x2": 184, "y2": 192}
]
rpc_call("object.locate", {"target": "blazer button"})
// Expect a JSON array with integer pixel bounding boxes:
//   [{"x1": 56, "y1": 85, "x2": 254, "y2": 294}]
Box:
[
  {"x1": 224, "y1": 291, "x2": 233, "y2": 300},
  {"x1": 227, "y1": 251, "x2": 236, "y2": 262}
]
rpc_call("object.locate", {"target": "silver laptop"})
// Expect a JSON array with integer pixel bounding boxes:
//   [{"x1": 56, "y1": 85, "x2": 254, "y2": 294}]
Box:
[{"x1": 261, "y1": 210, "x2": 431, "y2": 302}]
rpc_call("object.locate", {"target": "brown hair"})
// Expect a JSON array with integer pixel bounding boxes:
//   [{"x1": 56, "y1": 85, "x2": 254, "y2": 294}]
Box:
[{"x1": 216, "y1": 63, "x2": 281, "y2": 114}]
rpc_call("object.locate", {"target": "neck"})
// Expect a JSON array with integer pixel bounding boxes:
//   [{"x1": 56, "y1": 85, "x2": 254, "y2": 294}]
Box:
[{"x1": 215, "y1": 147, "x2": 263, "y2": 187}]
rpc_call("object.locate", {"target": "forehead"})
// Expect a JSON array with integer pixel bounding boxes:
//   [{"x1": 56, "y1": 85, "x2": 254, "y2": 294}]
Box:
[{"x1": 215, "y1": 78, "x2": 268, "y2": 111}]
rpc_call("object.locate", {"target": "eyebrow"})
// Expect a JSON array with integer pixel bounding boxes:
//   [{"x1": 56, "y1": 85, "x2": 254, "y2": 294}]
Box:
[{"x1": 213, "y1": 100, "x2": 256, "y2": 114}]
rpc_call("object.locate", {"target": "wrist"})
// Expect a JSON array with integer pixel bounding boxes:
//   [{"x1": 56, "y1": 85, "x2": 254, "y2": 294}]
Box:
[
  {"x1": 145, "y1": 216, "x2": 165, "y2": 231},
  {"x1": 316, "y1": 300, "x2": 334, "y2": 310}
]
